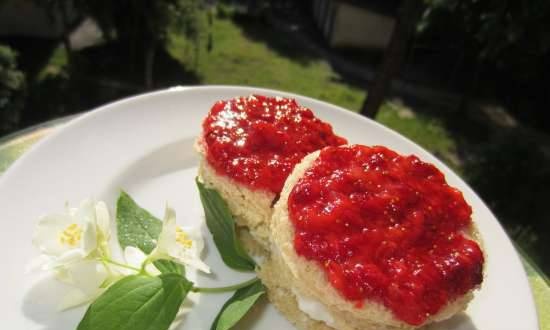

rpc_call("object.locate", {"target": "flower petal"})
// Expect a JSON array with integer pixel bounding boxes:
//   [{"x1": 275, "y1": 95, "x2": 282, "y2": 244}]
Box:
[
  {"x1": 75, "y1": 200, "x2": 98, "y2": 256},
  {"x1": 66, "y1": 260, "x2": 108, "y2": 295},
  {"x1": 123, "y1": 246, "x2": 160, "y2": 275},
  {"x1": 181, "y1": 225, "x2": 206, "y2": 254},
  {"x1": 54, "y1": 260, "x2": 110, "y2": 310},
  {"x1": 95, "y1": 201, "x2": 111, "y2": 242},
  {"x1": 58, "y1": 288, "x2": 103, "y2": 311},
  {"x1": 54, "y1": 266, "x2": 72, "y2": 284},
  {"x1": 171, "y1": 250, "x2": 211, "y2": 274},
  {"x1": 157, "y1": 205, "x2": 178, "y2": 253},
  {"x1": 150, "y1": 205, "x2": 211, "y2": 273},
  {"x1": 46, "y1": 249, "x2": 86, "y2": 269},
  {"x1": 80, "y1": 220, "x2": 98, "y2": 257},
  {"x1": 32, "y1": 214, "x2": 74, "y2": 256},
  {"x1": 174, "y1": 225, "x2": 210, "y2": 273}
]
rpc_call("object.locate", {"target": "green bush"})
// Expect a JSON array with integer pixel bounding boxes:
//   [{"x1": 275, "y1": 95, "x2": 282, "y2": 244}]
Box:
[
  {"x1": 30, "y1": 0, "x2": 207, "y2": 87},
  {"x1": 420, "y1": 0, "x2": 550, "y2": 62},
  {"x1": 464, "y1": 132, "x2": 550, "y2": 271},
  {"x1": 0, "y1": 45, "x2": 26, "y2": 133},
  {"x1": 419, "y1": 0, "x2": 550, "y2": 131}
]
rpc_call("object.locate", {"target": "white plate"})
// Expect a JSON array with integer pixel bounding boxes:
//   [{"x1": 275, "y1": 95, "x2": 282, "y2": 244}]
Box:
[{"x1": 0, "y1": 86, "x2": 538, "y2": 330}]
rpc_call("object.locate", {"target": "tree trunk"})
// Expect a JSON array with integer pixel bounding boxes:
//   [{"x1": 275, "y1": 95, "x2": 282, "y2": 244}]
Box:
[
  {"x1": 58, "y1": 1, "x2": 73, "y2": 69},
  {"x1": 360, "y1": 0, "x2": 424, "y2": 118}
]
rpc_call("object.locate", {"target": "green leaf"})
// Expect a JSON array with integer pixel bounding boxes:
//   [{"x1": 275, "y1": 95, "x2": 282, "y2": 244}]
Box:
[
  {"x1": 116, "y1": 191, "x2": 183, "y2": 274},
  {"x1": 195, "y1": 178, "x2": 256, "y2": 271},
  {"x1": 77, "y1": 274, "x2": 192, "y2": 330},
  {"x1": 210, "y1": 278, "x2": 266, "y2": 330},
  {"x1": 116, "y1": 190, "x2": 162, "y2": 253},
  {"x1": 154, "y1": 259, "x2": 184, "y2": 275}
]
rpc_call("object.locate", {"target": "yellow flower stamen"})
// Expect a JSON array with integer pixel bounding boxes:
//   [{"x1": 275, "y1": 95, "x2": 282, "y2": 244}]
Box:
[
  {"x1": 175, "y1": 227, "x2": 193, "y2": 248},
  {"x1": 59, "y1": 223, "x2": 82, "y2": 247}
]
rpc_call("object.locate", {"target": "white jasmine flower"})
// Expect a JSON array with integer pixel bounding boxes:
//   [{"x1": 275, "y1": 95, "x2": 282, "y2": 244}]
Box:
[
  {"x1": 149, "y1": 206, "x2": 210, "y2": 274},
  {"x1": 31, "y1": 199, "x2": 111, "y2": 270},
  {"x1": 57, "y1": 260, "x2": 110, "y2": 310},
  {"x1": 94, "y1": 201, "x2": 111, "y2": 256}
]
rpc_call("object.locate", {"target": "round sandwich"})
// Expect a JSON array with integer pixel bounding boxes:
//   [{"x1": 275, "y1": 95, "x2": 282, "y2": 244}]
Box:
[
  {"x1": 196, "y1": 95, "x2": 347, "y2": 251},
  {"x1": 262, "y1": 144, "x2": 485, "y2": 329}
]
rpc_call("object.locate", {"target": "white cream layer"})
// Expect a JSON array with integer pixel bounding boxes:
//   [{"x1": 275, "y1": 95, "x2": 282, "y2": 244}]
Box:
[{"x1": 292, "y1": 288, "x2": 336, "y2": 328}]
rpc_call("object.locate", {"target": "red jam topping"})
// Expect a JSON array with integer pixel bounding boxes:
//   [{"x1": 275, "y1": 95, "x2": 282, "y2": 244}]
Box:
[
  {"x1": 288, "y1": 145, "x2": 484, "y2": 325},
  {"x1": 202, "y1": 95, "x2": 347, "y2": 194}
]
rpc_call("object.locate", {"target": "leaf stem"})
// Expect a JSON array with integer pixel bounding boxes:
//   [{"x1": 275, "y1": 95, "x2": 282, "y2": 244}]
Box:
[
  {"x1": 191, "y1": 277, "x2": 259, "y2": 293},
  {"x1": 140, "y1": 256, "x2": 153, "y2": 275},
  {"x1": 101, "y1": 258, "x2": 142, "y2": 273}
]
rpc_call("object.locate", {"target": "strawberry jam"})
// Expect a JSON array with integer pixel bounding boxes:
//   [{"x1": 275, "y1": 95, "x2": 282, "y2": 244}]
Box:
[
  {"x1": 202, "y1": 95, "x2": 347, "y2": 194},
  {"x1": 288, "y1": 145, "x2": 484, "y2": 325}
]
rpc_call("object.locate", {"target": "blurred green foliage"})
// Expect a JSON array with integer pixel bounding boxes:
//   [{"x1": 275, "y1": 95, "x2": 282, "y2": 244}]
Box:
[
  {"x1": 32, "y1": 0, "x2": 206, "y2": 86},
  {"x1": 420, "y1": 0, "x2": 550, "y2": 61},
  {"x1": 419, "y1": 0, "x2": 550, "y2": 86},
  {"x1": 0, "y1": 45, "x2": 25, "y2": 132},
  {"x1": 82, "y1": 0, "x2": 205, "y2": 47},
  {"x1": 82, "y1": 0, "x2": 206, "y2": 85},
  {"x1": 464, "y1": 132, "x2": 550, "y2": 269},
  {"x1": 31, "y1": 0, "x2": 205, "y2": 44}
]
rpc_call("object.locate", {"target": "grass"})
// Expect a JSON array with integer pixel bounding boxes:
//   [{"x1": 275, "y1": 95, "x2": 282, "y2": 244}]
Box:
[
  {"x1": 36, "y1": 45, "x2": 67, "y2": 80},
  {"x1": 168, "y1": 17, "x2": 365, "y2": 111},
  {"x1": 167, "y1": 16, "x2": 457, "y2": 165},
  {"x1": 377, "y1": 102, "x2": 459, "y2": 170}
]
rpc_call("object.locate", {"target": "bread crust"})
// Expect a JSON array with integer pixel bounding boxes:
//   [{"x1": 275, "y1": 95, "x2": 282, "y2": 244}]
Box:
[{"x1": 196, "y1": 138, "x2": 273, "y2": 252}]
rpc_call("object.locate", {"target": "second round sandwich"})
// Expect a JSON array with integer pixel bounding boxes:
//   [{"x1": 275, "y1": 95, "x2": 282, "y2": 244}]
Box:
[{"x1": 261, "y1": 144, "x2": 485, "y2": 330}]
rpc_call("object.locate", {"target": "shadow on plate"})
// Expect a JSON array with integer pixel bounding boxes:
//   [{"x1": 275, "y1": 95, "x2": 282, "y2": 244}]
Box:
[
  {"x1": 21, "y1": 274, "x2": 84, "y2": 330},
  {"x1": 426, "y1": 313, "x2": 479, "y2": 330},
  {"x1": 234, "y1": 295, "x2": 270, "y2": 329},
  {"x1": 100, "y1": 137, "x2": 198, "y2": 203}
]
